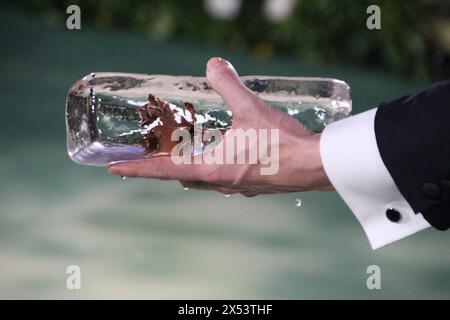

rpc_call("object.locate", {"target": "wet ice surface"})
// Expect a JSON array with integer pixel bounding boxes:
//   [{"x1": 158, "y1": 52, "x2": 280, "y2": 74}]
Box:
[{"x1": 66, "y1": 74, "x2": 351, "y2": 166}]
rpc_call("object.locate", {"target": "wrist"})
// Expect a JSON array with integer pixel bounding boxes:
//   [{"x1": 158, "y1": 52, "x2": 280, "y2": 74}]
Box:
[{"x1": 303, "y1": 133, "x2": 334, "y2": 191}]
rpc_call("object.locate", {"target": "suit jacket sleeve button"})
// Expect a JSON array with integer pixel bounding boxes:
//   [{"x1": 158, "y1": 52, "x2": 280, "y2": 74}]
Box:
[
  {"x1": 386, "y1": 208, "x2": 402, "y2": 222},
  {"x1": 422, "y1": 182, "x2": 442, "y2": 200}
]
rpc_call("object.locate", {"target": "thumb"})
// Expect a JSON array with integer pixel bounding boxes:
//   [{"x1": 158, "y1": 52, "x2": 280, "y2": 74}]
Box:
[{"x1": 206, "y1": 57, "x2": 263, "y2": 118}]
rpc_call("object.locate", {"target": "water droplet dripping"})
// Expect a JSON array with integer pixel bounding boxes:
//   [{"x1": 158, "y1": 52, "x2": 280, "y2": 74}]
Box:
[
  {"x1": 225, "y1": 194, "x2": 231, "y2": 198},
  {"x1": 121, "y1": 176, "x2": 127, "y2": 180},
  {"x1": 183, "y1": 187, "x2": 190, "y2": 191},
  {"x1": 295, "y1": 198, "x2": 302, "y2": 207}
]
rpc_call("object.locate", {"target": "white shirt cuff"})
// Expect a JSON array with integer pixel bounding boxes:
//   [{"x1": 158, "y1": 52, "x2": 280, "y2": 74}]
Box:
[{"x1": 320, "y1": 108, "x2": 430, "y2": 249}]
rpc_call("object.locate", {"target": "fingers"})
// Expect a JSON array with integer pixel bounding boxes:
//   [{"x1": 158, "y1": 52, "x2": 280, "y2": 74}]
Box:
[
  {"x1": 206, "y1": 57, "x2": 263, "y2": 117},
  {"x1": 180, "y1": 180, "x2": 214, "y2": 190},
  {"x1": 110, "y1": 157, "x2": 256, "y2": 197},
  {"x1": 215, "y1": 187, "x2": 241, "y2": 195},
  {"x1": 108, "y1": 157, "x2": 206, "y2": 181},
  {"x1": 180, "y1": 181, "x2": 241, "y2": 195}
]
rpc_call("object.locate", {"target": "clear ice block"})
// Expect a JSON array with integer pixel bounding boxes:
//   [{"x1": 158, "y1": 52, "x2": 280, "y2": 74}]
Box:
[{"x1": 66, "y1": 72, "x2": 351, "y2": 166}]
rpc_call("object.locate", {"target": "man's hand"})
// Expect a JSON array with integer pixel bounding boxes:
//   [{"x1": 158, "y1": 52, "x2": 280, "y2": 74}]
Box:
[{"x1": 108, "y1": 57, "x2": 333, "y2": 196}]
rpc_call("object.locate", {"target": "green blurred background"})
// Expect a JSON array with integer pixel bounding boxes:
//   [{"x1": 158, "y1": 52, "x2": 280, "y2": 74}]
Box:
[{"x1": 0, "y1": 0, "x2": 449, "y2": 299}]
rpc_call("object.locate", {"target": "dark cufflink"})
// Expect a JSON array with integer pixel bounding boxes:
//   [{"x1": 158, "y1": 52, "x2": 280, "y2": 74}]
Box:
[
  {"x1": 422, "y1": 182, "x2": 442, "y2": 200},
  {"x1": 386, "y1": 208, "x2": 402, "y2": 223}
]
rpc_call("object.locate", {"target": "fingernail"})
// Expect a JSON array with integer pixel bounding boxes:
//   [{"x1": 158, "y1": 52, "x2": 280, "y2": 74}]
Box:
[
  {"x1": 108, "y1": 164, "x2": 119, "y2": 174},
  {"x1": 207, "y1": 57, "x2": 232, "y2": 76},
  {"x1": 207, "y1": 57, "x2": 224, "y2": 72}
]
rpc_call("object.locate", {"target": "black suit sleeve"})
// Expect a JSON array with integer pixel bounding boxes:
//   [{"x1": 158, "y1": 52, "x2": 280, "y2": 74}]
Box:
[{"x1": 374, "y1": 81, "x2": 450, "y2": 230}]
